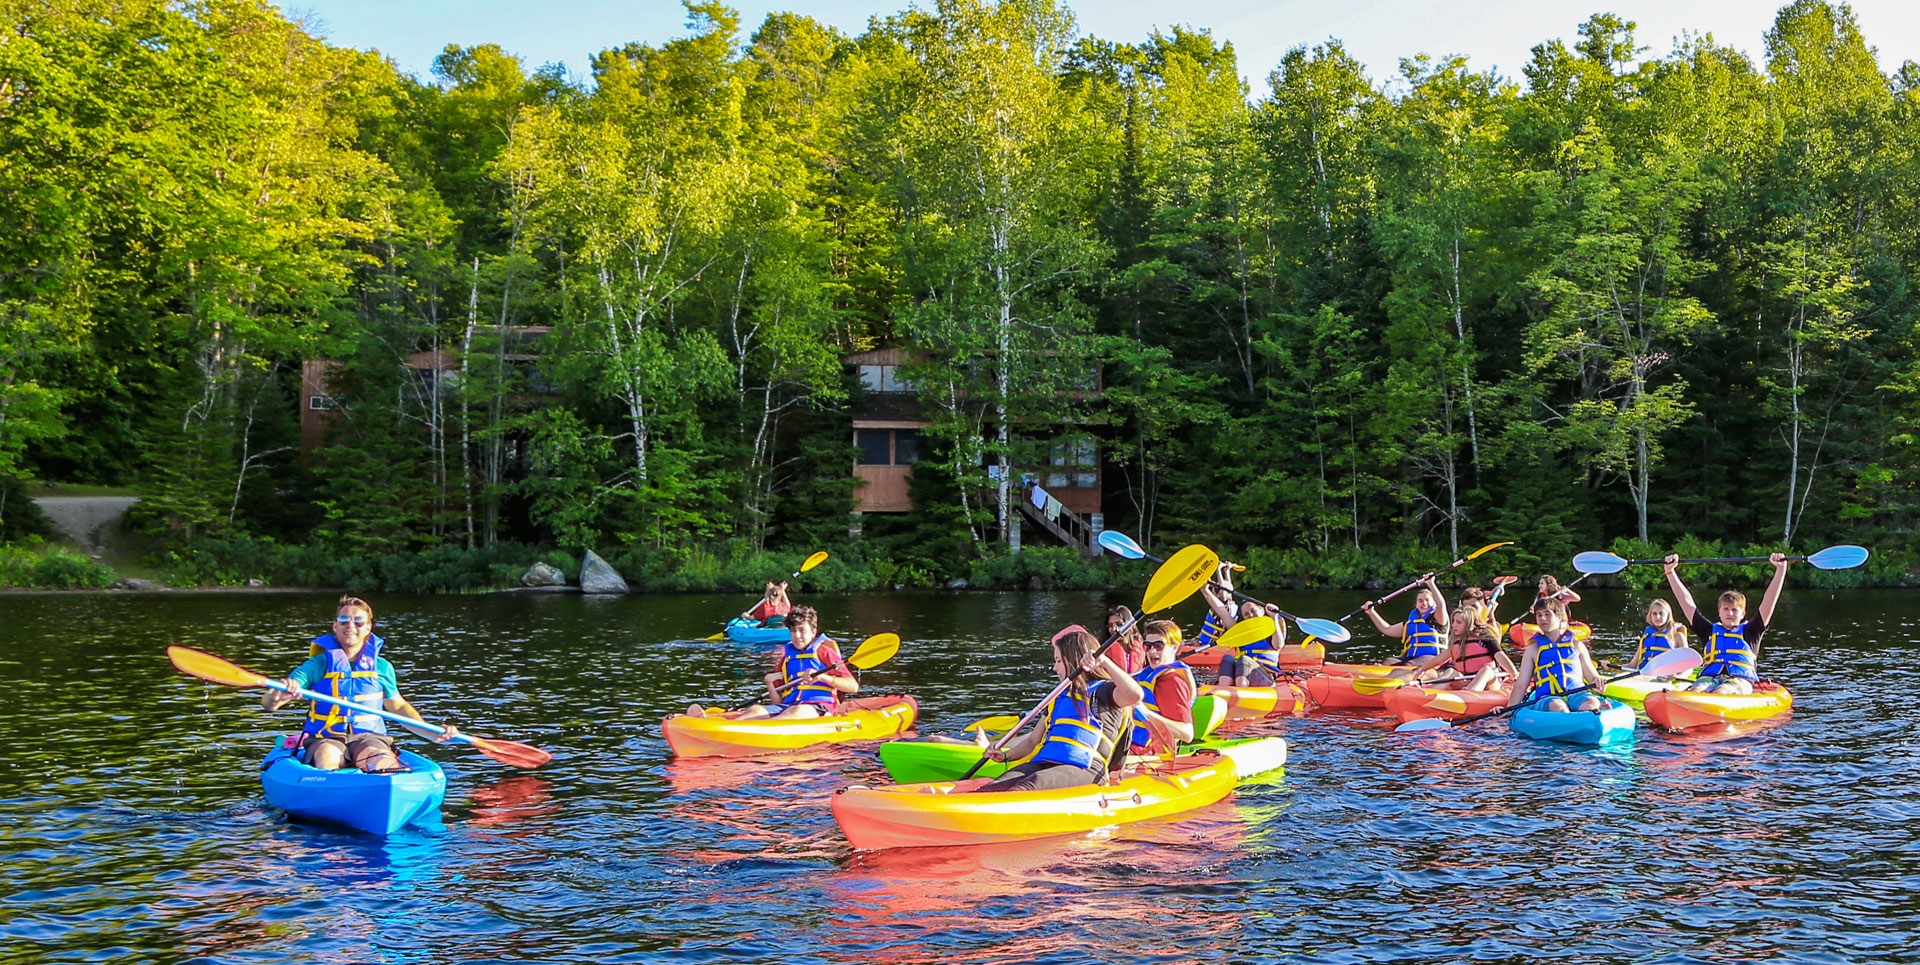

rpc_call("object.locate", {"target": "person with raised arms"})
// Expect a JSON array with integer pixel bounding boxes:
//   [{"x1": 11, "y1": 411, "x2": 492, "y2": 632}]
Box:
[
  {"x1": 694, "y1": 605, "x2": 855, "y2": 720},
  {"x1": 977, "y1": 627, "x2": 1144, "y2": 792},
  {"x1": 1535, "y1": 573, "x2": 1582, "y2": 618},
  {"x1": 1128, "y1": 619, "x2": 1196, "y2": 755},
  {"x1": 261, "y1": 596, "x2": 458, "y2": 773},
  {"x1": 1361, "y1": 573, "x2": 1447, "y2": 668},
  {"x1": 1506, "y1": 598, "x2": 1604, "y2": 713},
  {"x1": 1631, "y1": 599, "x2": 1689, "y2": 672},
  {"x1": 1663, "y1": 552, "x2": 1789, "y2": 695}
]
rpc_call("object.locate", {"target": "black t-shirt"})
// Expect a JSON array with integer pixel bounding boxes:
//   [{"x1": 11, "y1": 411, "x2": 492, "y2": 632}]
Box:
[{"x1": 1687, "y1": 609, "x2": 1767, "y2": 657}]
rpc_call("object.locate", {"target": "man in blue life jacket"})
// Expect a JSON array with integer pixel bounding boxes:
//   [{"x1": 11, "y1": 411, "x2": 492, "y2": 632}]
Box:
[{"x1": 1662, "y1": 552, "x2": 1790, "y2": 695}]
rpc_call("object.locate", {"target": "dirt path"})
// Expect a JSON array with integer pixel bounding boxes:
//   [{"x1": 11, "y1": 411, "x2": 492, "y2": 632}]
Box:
[{"x1": 32, "y1": 496, "x2": 140, "y2": 553}]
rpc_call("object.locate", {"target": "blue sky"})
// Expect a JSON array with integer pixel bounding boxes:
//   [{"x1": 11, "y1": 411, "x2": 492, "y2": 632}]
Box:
[{"x1": 286, "y1": 0, "x2": 1920, "y2": 92}]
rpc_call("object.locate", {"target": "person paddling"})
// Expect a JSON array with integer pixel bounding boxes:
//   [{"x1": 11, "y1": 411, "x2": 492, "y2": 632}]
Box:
[
  {"x1": 1631, "y1": 599, "x2": 1689, "y2": 672},
  {"x1": 703, "y1": 605, "x2": 854, "y2": 720},
  {"x1": 1361, "y1": 573, "x2": 1447, "y2": 668},
  {"x1": 1105, "y1": 605, "x2": 1145, "y2": 673},
  {"x1": 1396, "y1": 608, "x2": 1515, "y2": 691},
  {"x1": 1663, "y1": 552, "x2": 1789, "y2": 695},
  {"x1": 977, "y1": 627, "x2": 1144, "y2": 792},
  {"x1": 740, "y1": 580, "x2": 792, "y2": 627},
  {"x1": 1506, "y1": 599, "x2": 1604, "y2": 713},
  {"x1": 1128, "y1": 620, "x2": 1196, "y2": 755},
  {"x1": 261, "y1": 596, "x2": 457, "y2": 773}
]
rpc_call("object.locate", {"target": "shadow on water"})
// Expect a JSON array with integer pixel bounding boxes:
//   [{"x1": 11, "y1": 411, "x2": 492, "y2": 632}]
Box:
[{"x1": 0, "y1": 588, "x2": 1916, "y2": 962}]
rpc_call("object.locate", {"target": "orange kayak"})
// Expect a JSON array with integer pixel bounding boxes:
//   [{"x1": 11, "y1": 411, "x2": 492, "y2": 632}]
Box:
[
  {"x1": 833, "y1": 748, "x2": 1254, "y2": 850},
  {"x1": 1207, "y1": 683, "x2": 1310, "y2": 719},
  {"x1": 1383, "y1": 682, "x2": 1510, "y2": 723},
  {"x1": 1303, "y1": 673, "x2": 1398, "y2": 712},
  {"x1": 1319, "y1": 661, "x2": 1401, "y2": 677},
  {"x1": 1644, "y1": 684, "x2": 1792, "y2": 732},
  {"x1": 662, "y1": 695, "x2": 919, "y2": 758}
]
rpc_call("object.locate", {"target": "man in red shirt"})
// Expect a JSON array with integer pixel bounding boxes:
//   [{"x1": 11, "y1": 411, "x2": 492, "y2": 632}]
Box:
[{"x1": 1129, "y1": 619, "x2": 1196, "y2": 755}]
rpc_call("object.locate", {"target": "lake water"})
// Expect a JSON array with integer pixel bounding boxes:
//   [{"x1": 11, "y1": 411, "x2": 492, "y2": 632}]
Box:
[{"x1": 1, "y1": 586, "x2": 1915, "y2": 964}]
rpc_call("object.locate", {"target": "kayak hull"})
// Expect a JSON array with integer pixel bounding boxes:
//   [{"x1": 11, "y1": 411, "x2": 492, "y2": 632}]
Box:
[
  {"x1": 878, "y1": 735, "x2": 1288, "y2": 785},
  {"x1": 1180, "y1": 642, "x2": 1324, "y2": 670},
  {"x1": 1383, "y1": 683, "x2": 1509, "y2": 723},
  {"x1": 259, "y1": 744, "x2": 447, "y2": 835},
  {"x1": 1510, "y1": 698, "x2": 1635, "y2": 745},
  {"x1": 834, "y1": 752, "x2": 1243, "y2": 850},
  {"x1": 1207, "y1": 684, "x2": 1308, "y2": 720},
  {"x1": 662, "y1": 694, "x2": 919, "y2": 758},
  {"x1": 1303, "y1": 673, "x2": 1396, "y2": 712},
  {"x1": 1645, "y1": 686, "x2": 1793, "y2": 732},
  {"x1": 722, "y1": 618, "x2": 791, "y2": 645}
]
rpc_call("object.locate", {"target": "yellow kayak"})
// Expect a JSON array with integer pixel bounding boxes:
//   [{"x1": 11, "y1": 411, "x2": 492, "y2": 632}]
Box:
[
  {"x1": 833, "y1": 740, "x2": 1282, "y2": 851},
  {"x1": 662, "y1": 695, "x2": 919, "y2": 758}
]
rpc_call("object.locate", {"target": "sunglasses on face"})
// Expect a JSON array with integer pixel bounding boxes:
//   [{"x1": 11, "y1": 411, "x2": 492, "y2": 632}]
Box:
[
  {"x1": 334, "y1": 616, "x2": 369, "y2": 627},
  {"x1": 1143, "y1": 638, "x2": 1169, "y2": 650}
]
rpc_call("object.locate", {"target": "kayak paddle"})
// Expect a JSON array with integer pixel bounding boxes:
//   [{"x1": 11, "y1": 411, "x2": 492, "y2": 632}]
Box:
[
  {"x1": 1572, "y1": 544, "x2": 1868, "y2": 575},
  {"x1": 706, "y1": 551, "x2": 832, "y2": 640},
  {"x1": 1395, "y1": 647, "x2": 1702, "y2": 733},
  {"x1": 725, "y1": 632, "x2": 901, "y2": 711},
  {"x1": 166, "y1": 646, "x2": 552, "y2": 769},
  {"x1": 1097, "y1": 531, "x2": 1351, "y2": 644},
  {"x1": 960, "y1": 543, "x2": 1220, "y2": 781},
  {"x1": 1350, "y1": 672, "x2": 1462, "y2": 695},
  {"x1": 1337, "y1": 540, "x2": 1513, "y2": 623}
]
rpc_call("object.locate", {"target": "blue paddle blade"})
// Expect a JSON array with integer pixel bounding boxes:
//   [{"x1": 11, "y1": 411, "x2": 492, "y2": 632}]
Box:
[
  {"x1": 1807, "y1": 544, "x2": 1869, "y2": 570},
  {"x1": 1294, "y1": 617, "x2": 1350, "y2": 644},
  {"x1": 1572, "y1": 551, "x2": 1630, "y2": 575},
  {"x1": 1395, "y1": 717, "x2": 1453, "y2": 733},
  {"x1": 1097, "y1": 530, "x2": 1146, "y2": 559}
]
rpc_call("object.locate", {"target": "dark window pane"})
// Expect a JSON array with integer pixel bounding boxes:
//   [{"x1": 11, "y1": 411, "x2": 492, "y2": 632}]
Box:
[
  {"x1": 893, "y1": 430, "x2": 922, "y2": 464},
  {"x1": 856, "y1": 430, "x2": 891, "y2": 465}
]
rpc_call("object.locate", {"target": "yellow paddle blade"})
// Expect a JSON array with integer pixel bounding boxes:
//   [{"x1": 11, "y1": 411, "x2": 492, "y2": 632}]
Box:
[
  {"x1": 1466, "y1": 541, "x2": 1514, "y2": 560},
  {"x1": 1351, "y1": 676, "x2": 1413, "y2": 694},
  {"x1": 704, "y1": 632, "x2": 727, "y2": 641},
  {"x1": 1424, "y1": 692, "x2": 1470, "y2": 713},
  {"x1": 846, "y1": 632, "x2": 901, "y2": 669},
  {"x1": 1216, "y1": 616, "x2": 1278, "y2": 651},
  {"x1": 168, "y1": 646, "x2": 272, "y2": 689},
  {"x1": 1143, "y1": 544, "x2": 1219, "y2": 614},
  {"x1": 966, "y1": 715, "x2": 1019, "y2": 733},
  {"x1": 799, "y1": 551, "x2": 830, "y2": 573}
]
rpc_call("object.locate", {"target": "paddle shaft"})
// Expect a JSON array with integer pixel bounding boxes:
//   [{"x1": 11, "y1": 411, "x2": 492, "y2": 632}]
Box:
[
  {"x1": 1438, "y1": 667, "x2": 1645, "y2": 728},
  {"x1": 734, "y1": 651, "x2": 860, "y2": 710},
  {"x1": 1130, "y1": 549, "x2": 1310, "y2": 625},
  {"x1": 1339, "y1": 542, "x2": 1509, "y2": 623},
  {"x1": 266, "y1": 678, "x2": 464, "y2": 745}
]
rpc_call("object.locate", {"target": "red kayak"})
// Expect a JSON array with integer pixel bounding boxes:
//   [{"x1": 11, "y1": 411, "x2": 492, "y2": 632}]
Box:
[
  {"x1": 1180, "y1": 642, "x2": 1325, "y2": 670},
  {"x1": 1383, "y1": 682, "x2": 1510, "y2": 723},
  {"x1": 1303, "y1": 673, "x2": 1397, "y2": 713},
  {"x1": 1206, "y1": 683, "x2": 1309, "y2": 719}
]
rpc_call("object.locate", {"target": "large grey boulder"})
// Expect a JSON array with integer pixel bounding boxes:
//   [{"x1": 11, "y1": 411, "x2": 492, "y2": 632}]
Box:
[
  {"x1": 578, "y1": 550, "x2": 630, "y2": 594},
  {"x1": 522, "y1": 561, "x2": 567, "y2": 587}
]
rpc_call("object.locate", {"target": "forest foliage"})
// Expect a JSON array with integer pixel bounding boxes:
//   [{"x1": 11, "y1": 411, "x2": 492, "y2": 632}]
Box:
[{"x1": 4, "y1": 0, "x2": 1919, "y2": 589}]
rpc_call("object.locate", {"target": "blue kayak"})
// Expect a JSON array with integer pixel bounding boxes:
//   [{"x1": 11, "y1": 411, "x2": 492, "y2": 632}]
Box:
[
  {"x1": 723, "y1": 617, "x2": 792, "y2": 645},
  {"x1": 1510, "y1": 698, "x2": 1636, "y2": 745},
  {"x1": 260, "y1": 744, "x2": 447, "y2": 834}
]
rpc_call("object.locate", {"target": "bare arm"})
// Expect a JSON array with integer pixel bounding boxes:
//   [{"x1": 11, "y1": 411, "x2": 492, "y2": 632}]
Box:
[
  {"x1": 1360, "y1": 602, "x2": 1405, "y2": 637},
  {"x1": 1506, "y1": 648, "x2": 1539, "y2": 707},
  {"x1": 1663, "y1": 555, "x2": 1699, "y2": 625},
  {"x1": 1201, "y1": 582, "x2": 1235, "y2": 628},
  {"x1": 1424, "y1": 576, "x2": 1448, "y2": 630},
  {"x1": 384, "y1": 695, "x2": 456, "y2": 743},
  {"x1": 1757, "y1": 553, "x2": 1790, "y2": 625}
]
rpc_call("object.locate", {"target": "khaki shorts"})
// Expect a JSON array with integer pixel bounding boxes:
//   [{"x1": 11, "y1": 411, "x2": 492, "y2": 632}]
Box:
[{"x1": 301, "y1": 732, "x2": 401, "y2": 771}]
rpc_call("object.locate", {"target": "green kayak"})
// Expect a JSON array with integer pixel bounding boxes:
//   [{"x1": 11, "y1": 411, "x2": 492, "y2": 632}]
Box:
[{"x1": 876, "y1": 734, "x2": 1288, "y2": 784}]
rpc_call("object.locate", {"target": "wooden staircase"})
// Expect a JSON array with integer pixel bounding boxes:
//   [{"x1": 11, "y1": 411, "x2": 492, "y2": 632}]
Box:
[{"x1": 989, "y1": 486, "x2": 1101, "y2": 557}]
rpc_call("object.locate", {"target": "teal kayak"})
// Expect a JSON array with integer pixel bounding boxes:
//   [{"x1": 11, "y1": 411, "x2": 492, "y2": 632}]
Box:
[
  {"x1": 877, "y1": 735, "x2": 1287, "y2": 784},
  {"x1": 1510, "y1": 698, "x2": 1635, "y2": 745},
  {"x1": 723, "y1": 617, "x2": 792, "y2": 645},
  {"x1": 260, "y1": 744, "x2": 447, "y2": 834}
]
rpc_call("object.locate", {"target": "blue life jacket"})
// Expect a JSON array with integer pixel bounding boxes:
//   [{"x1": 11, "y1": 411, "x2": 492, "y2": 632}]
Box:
[
  {"x1": 1637, "y1": 625, "x2": 1679, "y2": 670},
  {"x1": 1129, "y1": 662, "x2": 1195, "y2": 750},
  {"x1": 1033, "y1": 684, "x2": 1111, "y2": 769},
  {"x1": 300, "y1": 633, "x2": 389, "y2": 739},
  {"x1": 1526, "y1": 631, "x2": 1583, "y2": 701},
  {"x1": 1399, "y1": 608, "x2": 1443, "y2": 661},
  {"x1": 1193, "y1": 612, "x2": 1225, "y2": 648},
  {"x1": 1700, "y1": 622, "x2": 1757, "y2": 680},
  {"x1": 780, "y1": 637, "x2": 840, "y2": 705}
]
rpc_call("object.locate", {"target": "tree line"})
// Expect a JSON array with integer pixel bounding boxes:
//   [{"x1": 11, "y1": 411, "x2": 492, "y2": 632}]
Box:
[{"x1": 3, "y1": 0, "x2": 1916, "y2": 588}]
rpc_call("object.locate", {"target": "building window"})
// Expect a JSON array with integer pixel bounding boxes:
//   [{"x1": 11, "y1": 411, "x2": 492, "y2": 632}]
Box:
[
  {"x1": 856, "y1": 430, "x2": 892, "y2": 465},
  {"x1": 309, "y1": 395, "x2": 339, "y2": 411},
  {"x1": 857, "y1": 364, "x2": 915, "y2": 393},
  {"x1": 1045, "y1": 436, "x2": 1097, "y2": 488},
  {"x1": 893, "y1": 430, "x2": 922, "y2": 464}
]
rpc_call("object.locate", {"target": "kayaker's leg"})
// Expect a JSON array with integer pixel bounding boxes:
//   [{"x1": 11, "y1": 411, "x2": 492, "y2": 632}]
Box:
[
  {"x1": 771, "y1": 702, "x2": 825, "y2": 720},
  {"x1": 976, "y1": 762, "x2": 1098, "y2": 794},
  {"x1": 1544, "y1": 697, "x2": 1570, "y2": 713},
  {"x1": 1713, "y1": 677, "x2": 1755, "y2": 696},
  {"x1": 1573, "y1": 694, "x2": 1602, "y2": 712},
  {"x1": 732, "y1": 704, "x2": 774, "y2": 720},
  {"x1": 347, "y1": 734, "x2": 406, "y2": 774},
  {"x1": 1466, "y1": 665, "x2": 1499, "y2": 691},
  {"x1": 1246, "y1": 665, "x2": 1276, "y2": 688},
  {"x1": 301, "y1": 736, "x2": 348, "y2": 770}
]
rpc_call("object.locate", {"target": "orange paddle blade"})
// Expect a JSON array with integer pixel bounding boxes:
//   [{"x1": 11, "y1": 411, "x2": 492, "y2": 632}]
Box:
[
  {"x1": 468, "y1": 736, "x2": 552, "y2": 769},
  {"x1": 168, "y1": 646, "x2": 271, "y2": 689}
]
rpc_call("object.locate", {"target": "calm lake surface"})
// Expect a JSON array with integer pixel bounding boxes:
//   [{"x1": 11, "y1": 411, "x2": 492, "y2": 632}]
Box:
[{"x1": 2, "y1": 586, "x2": 1915, "y2": 964}]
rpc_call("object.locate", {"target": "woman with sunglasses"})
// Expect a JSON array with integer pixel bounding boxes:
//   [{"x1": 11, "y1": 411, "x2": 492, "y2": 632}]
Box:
[
  {"x1": 1128, "y1": 619, "x2": 1196, "y2": 755},
  {"x1": 261, "y1": 596, "x2": 456, "y2": 773}
]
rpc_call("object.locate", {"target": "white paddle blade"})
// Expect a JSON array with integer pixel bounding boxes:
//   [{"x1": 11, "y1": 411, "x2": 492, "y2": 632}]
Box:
[
  {"x1": 1395, "y1": 717, "x2": 1454, "y2": 733},
  {"x1": 1806, "y1": 545, "x2": 1869, "y2": 570},
  {"x1": 1098, "y1": 530, "x2": 1147, "y2": 560},
  {"x1": 1640, "y1": 646, "x2": 1702, "y2": 677},
  {"x1": 1572, "y1": 551, "x2": 1630, "y2": 575}
]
